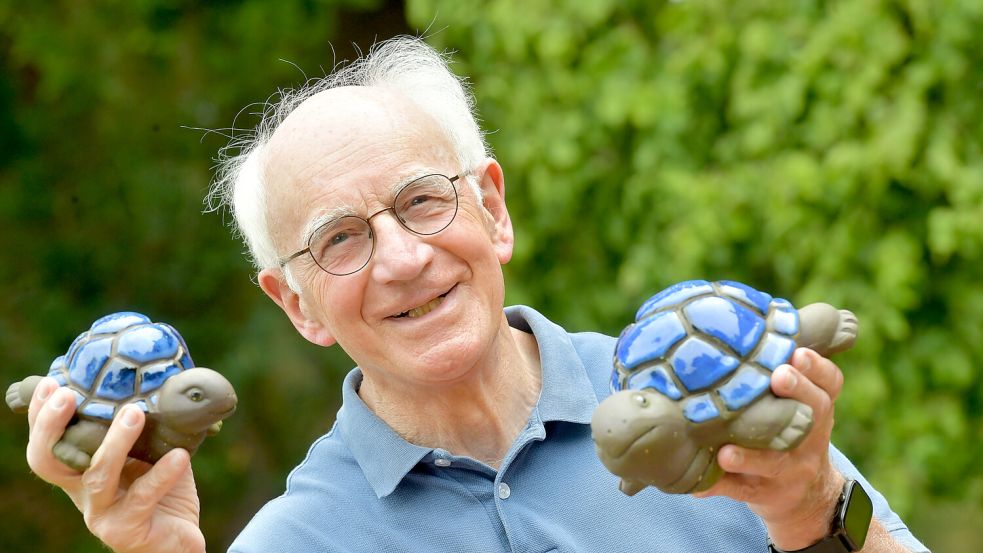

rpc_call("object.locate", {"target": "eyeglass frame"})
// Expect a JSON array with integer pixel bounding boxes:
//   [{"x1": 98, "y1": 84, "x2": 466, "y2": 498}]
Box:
[{"x1": 277, "y1": 172, "x2": 466, "y2": 276}]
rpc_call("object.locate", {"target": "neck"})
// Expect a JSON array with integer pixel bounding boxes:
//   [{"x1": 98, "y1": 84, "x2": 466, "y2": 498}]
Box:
[{"x1": 358, "y1": 318, "x2": 541, "y2": 468}]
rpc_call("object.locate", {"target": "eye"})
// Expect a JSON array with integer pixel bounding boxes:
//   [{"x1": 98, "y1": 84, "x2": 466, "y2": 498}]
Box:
[
  {"x1": 409, "y1": 193, "x2": 433, "y2": 206},
  {"x1": 187, "y1": 388, "x2": 204, "y2": 402},
  {"x1": 632, "y1": 394, "x2": 649, "y2": 407},
  {"x1": 328, "y1": 231, "x2": 349, "y2": 247}
]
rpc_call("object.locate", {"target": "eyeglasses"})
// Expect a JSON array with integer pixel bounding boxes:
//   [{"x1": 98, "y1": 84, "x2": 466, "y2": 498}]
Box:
[{"x1": 278, "y1": 173, "x2": 463, "y2": 276}]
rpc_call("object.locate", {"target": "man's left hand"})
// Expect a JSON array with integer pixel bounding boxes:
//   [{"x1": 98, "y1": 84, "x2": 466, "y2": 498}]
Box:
[{"x1": 694, "y1": 347, "x2": 846, "y2": 550}]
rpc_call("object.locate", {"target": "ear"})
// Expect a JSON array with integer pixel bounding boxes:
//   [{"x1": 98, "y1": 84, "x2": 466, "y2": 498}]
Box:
[
  {"x1": 474, "y1": 158, "x2": 515, "y2": 265},
  {"x1": 258, "y1": 268, "x2": 337, "y2": 347}
]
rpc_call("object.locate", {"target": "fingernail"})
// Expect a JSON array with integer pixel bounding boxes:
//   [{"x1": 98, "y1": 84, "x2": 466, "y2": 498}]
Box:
[
  {"x1": 783, "y1": 367, "x2": 798, "y2": 388},
  {"x1": 728, "y1": 448, "x2": 743, "y2": 466},
  {"x1": 37, "y1": 385, "x2": 50, "y2": 401},
  {"x1": 121, "y1": 406, "x2": 140, "y2": 427},
  {"x1": 800, "y1": 350, "x2": 813, "y2": 371},
  {"x1": 51, "y1": 392, "x2": 66, "y2": 409}
]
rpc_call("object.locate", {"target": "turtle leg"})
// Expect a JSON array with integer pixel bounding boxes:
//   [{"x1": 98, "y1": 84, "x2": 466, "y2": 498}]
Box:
[
  {"x1": 53, "y1": 420, "x2": 109, "y2": 472},
  {"x1": 6, "y1": 375, "x2": 44, "y2": 413},
  {"x1": 797, "y1": 303, "x2": 859, "y2": 357},
  {"x1": 727, "y1": 395, "x2": 813, "y2": 451},
  {"x1": 666, "y1": 445, "x2": 723, "y2": 494}
]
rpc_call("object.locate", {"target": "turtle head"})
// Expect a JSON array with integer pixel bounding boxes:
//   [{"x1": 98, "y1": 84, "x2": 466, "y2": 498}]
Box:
[
  {"x1": 591, "y1": 389, "x2": 702, "y2": 495},
  {"x1": 154, "y1": 367, "x2": 237, "y2": 434}
]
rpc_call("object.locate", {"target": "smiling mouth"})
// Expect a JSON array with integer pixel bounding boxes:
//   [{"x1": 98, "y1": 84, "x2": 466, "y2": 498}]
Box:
[{"x1": 392, "y1": 288, "x2": 453, "y2": 319}]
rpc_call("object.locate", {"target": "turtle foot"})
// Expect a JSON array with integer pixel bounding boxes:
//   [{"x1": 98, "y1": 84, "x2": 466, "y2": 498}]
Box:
[
  {"x1": 6, "y1": 382, "x2": 27, "y2": 412},
  {"x1": 797, "y1": 303, "x2": 859, "y2": 356},
  {"x1": 6, "y1": 376, "x2": 43, "y2": 413},
  {"x1": 619, "y1": 478, "x2": 647, "y2": 496},
  {"x1": 768, "y1": 403, "x2": 813, "y2": 450},
  {"x1": 828, "y1": 309, "x2": 859, "y2": 353},
  {"x1": 53, "y1": 441, "x2": 92, "y2": 472}
]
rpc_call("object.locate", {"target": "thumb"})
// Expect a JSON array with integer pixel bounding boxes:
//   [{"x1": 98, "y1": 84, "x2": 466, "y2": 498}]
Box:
[{"x1": 122, "y1": 448, "x2": 194, "y2": 520}]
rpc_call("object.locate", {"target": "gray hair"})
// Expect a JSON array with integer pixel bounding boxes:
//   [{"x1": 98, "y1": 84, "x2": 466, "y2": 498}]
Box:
[{"x1": 206, "y1": 36, "x2": 490, "y2": 287}]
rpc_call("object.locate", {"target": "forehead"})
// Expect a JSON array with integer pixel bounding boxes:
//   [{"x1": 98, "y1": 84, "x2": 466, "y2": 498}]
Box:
[{"x1": 263, "y1": 87, "x2": 456, "y2": 241}]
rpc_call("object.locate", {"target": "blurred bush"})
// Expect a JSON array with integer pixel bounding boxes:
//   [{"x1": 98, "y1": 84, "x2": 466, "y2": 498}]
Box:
[
  {"x1": 0, "y1": 0, "x2": 978, "y2": 551},
  {"x1": 0, "y1": 0, "x2": 404, "y2": 551},
  {"x1": 410, "y1": 0, "x2": 982, "y2": 549}
]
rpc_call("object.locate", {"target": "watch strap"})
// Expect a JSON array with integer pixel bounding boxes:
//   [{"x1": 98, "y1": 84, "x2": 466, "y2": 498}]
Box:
[
  {"x1": 768, "y1": 535, "x2": 852, "y2": 553},
  {"x1": 766, "y1": 479, "x2": 871, "y2": 553}
]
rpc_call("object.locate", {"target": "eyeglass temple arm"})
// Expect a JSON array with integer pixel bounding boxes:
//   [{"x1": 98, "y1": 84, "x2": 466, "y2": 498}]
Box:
[{"x1": 278, "y1": 248, "x2": 310, "y2": 268}]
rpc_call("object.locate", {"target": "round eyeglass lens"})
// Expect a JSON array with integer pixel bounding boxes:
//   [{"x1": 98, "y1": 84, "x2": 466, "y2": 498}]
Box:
[
  {"x1": 394, "y1": 174, "x2": 459, "y2": 235},
  {"x1": 309, "y1": 216, "x2": 374, "y2": 275}
]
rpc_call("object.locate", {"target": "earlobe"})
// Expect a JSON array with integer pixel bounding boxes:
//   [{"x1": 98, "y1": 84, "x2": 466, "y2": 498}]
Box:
[
  {"x1": 258, "y1": 268, "x2": 337, "y2": 347},
  {"x1": 475, "y1": 159, "x2": 515, "y2": 264}
]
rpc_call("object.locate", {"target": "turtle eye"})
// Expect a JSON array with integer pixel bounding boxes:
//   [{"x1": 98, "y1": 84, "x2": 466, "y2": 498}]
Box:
[
  {"x1": 632, "y1": 393, "x2": 649, "y2": 407},
  {"x1": 187, "y1": 388, "x2": 204, "y2": 402}
]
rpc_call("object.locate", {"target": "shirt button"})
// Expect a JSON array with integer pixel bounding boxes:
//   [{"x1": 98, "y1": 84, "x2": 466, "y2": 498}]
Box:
[
  {"x1": 498, "y1": 482, "x2": 511, "y2": 500},
  {"x1": 434, "y1": 458, "x2": 451, "y2": 467}
]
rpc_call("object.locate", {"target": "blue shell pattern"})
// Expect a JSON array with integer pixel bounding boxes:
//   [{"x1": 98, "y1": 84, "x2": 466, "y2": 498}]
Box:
[
  {"x1": 612, "y1": 280, "x2": 799, "y2": 424},
  {"x1": 46, "y1": 312, "x2": 195, "y2": 421}
]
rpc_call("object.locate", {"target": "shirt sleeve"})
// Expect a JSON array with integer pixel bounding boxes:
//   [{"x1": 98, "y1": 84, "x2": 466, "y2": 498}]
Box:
[{"x1": 829, "y1": 445, "x2": 931, "y2": 553}]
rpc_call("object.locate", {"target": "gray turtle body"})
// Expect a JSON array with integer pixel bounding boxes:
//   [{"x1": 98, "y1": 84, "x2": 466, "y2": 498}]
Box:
[
  {"x1": 6, "y1": 312, "x2": 237, "y2": 471},
  {"x1": 591, "y1": 280, "x2": 857, "y2": 496}
]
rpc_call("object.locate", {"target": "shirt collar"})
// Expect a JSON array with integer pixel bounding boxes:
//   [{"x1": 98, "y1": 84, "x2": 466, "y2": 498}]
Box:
[
  {"x1": 504, "y1": 305, "x2": 599, "y2": 425},
  {"x1": 336, "y1": 305, "x2": 600, "y2": 498},
  {"x1": 336, "y1": 370, "x2": 433, "y2": 498}
]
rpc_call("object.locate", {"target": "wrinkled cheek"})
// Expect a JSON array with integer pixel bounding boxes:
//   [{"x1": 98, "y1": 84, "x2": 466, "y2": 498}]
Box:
[{"x1": 307, "y1": 276, "x2": 365, "y2": 331}]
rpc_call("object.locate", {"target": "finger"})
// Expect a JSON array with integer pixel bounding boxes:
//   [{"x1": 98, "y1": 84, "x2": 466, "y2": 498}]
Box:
[
  {"x1": 716, "y1": 444, "x2": 792, "y2": 478},
  {"x1": 27, "y1": 377, "x2": 61, "y2": 428},
  {"x1": 26, "y1": 386, "x2": 83, "y2": 484},
  {"x1": 83, "y1": 405, "x2": 146, "y2": 513},
  {"x1": 771, "y1": 364, "x2": 833, "y2": 418},
  {"x1": 692, "y1": 473, "x2": 758, "y2": 503},
  {"x1": 787, "y1": 348, "x2": 844, "y2": 400},
  {"x1": 120, "y1": 457, "x2": 154, "y2": 487},
  {"x1": 122, "y1": 448, "x2": 194, "y2": 521}
]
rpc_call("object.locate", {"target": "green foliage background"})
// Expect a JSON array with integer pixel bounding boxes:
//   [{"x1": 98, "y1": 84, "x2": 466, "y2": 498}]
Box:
[{"x1": 0, "y1": 1, "x2": 979, "y2": 551}]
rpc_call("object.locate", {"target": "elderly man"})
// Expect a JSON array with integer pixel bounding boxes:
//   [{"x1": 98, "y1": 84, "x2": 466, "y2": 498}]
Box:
[{"x1": 24, "y1": 37, "x2": 928, "y2": 552}]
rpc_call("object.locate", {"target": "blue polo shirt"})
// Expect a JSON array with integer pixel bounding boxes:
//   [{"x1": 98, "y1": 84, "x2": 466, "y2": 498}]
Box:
[{"x1": 229, "y1": 306, "x2": 928, "y2": 552}]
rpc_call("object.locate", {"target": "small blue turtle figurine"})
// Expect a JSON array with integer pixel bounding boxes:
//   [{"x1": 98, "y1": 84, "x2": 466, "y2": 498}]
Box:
[
  {"x1": 591, "y1": 280, "x2": 857, "y2": 496},
  {"x1": 6, "y1": 312, "x2": 237, "y2": 471}
]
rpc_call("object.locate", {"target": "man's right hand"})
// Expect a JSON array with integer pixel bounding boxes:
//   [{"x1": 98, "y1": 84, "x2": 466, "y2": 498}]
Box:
[{"x1": 26, "y1": 377, "x2": 206, "y2": 553}]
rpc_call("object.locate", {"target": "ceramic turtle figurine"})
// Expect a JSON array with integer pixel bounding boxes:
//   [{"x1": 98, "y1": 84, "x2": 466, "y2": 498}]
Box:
[
  {"x1": 6, "y1": 312, "x2": 237, "y2": 471},
  {"x1": 591, "y1": 280, "x2": 857, "y2": 496}
]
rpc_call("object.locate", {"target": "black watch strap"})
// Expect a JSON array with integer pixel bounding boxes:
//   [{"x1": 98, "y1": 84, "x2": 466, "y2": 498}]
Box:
[
  {"x1": 768, "y1": 535, "x2": 854, "y2": 553},
  {"x1": 767, "y1": 480, "x2": 873, "y2": 553}
]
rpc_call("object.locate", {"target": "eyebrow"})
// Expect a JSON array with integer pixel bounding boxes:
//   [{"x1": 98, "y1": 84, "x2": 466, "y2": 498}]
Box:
[
  {"x1": 301, "y1": 205, "x2": 356, "y2": 244},
  {"x1": 299, "y1": 169, "x2": 439, "y2": 244}
]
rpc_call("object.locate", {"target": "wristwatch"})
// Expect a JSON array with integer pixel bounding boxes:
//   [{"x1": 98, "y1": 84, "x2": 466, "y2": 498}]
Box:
[{"x1": 767, "y1": 479, "x2": 873, "y2": 553}]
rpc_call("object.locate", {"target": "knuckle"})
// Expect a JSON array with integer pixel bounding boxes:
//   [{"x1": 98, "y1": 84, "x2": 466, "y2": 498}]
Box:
[
  {"x1": 767, "y1": 452, "x2": 789, "y2": 478},
  {"x1": 816, "y1": 394, "x2": 833, "y2": 417},
  {"x1": 128, "y1": 467, "x2": 166, "y2": 506},
  {"x1": 736, "y1": 480, "x2": 760, "y2": 503},
  {"x1": 81, "y1": 467, "x2": 110, "y2": 494}
]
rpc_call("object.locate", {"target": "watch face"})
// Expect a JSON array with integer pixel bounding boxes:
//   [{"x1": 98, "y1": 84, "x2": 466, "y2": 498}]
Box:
[{"x1": 841, "y1": 480, "x2": 873, "y2": 550}]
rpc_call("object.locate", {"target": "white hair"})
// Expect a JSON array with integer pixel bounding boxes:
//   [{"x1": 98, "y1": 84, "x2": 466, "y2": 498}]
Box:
[{"x1": 206, "y1": 36, "x2": 490, "y2": 289}]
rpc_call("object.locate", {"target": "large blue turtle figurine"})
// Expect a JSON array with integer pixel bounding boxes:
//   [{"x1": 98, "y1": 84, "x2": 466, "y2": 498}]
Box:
[
  {"x1": 591, "y1": 280, "x2": 857, "y2": 496},
  {"x1": 6, "y1": 312, "x2": 237, "y2": 471}
]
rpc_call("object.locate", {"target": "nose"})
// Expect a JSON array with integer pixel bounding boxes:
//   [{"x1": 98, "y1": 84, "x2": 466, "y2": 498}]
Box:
[{"x1": 368, "y1": 211, "x2": 435, "y2": 282}]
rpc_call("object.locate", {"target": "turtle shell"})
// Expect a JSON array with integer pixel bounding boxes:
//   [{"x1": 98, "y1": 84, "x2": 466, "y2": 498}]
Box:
[
  {"x1": 46, "y1": 312, "x2": 195, "y2": 421},
  {"x1": 612, "y1": 280, "x2": 799, "y2": 424}
]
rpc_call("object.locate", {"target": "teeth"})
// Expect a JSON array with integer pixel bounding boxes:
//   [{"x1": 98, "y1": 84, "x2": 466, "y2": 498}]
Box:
[{"x1": 404, "y1": 296, "x2": 443, "y2": 319}]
